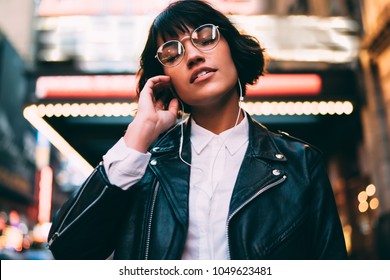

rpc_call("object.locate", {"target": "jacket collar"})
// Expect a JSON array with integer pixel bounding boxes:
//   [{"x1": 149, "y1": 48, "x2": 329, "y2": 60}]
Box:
[
  {"x1": 151, "y1": 112, "x2": 287, "y2": 162},
  {"x1": 246, "y1": 112, "x2": 287, "y2": 162}
]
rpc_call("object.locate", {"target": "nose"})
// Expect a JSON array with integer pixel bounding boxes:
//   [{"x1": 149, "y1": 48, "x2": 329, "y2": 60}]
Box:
[{"x1": 183, "y1": 41, "x2": 205, "y2": 69}]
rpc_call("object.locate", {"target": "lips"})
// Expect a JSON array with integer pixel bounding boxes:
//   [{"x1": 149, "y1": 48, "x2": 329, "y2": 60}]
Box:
[{"x1": 190, "y1": 67, "x2": 217, "y2": 83}]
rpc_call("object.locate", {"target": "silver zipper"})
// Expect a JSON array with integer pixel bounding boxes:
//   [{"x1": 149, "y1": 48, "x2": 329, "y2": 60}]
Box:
[
  {"x1": 225, "y1": 175, "x2": 287, "y2": 259},
  {"x1": 48, "y1": 168, "x2": 108, "y2": 247},
  {"x1": 144, "y1": 181, "x2": 160, "y2": 260}
]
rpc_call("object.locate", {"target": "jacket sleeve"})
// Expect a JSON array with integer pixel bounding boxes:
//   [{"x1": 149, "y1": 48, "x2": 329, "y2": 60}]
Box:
[
  {"x1": 308, "y1": 152, "x2": 348, "y2": 259},
  {"x1": 47, "y1": 163, "x2": 132, "y2": 260}
]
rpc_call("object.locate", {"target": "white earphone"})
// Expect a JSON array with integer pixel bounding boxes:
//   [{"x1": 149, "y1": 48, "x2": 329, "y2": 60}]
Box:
[{"x1": 238, "y1": 78, "x2": 244, "y2": 102}]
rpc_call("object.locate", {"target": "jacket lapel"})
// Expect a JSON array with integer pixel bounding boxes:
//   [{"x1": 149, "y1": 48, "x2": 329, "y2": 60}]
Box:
[
  {"x1": 148, "y1": 121, "x2": 192, "y2": 227},
  {"x1": 229, "y1": 115, "x2": 287, "y2": 216}
]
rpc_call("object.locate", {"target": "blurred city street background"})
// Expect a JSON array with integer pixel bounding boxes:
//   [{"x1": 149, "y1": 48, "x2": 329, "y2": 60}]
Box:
[{"x1": 1, "y1": 0, "x2": 390, "y2": 260}]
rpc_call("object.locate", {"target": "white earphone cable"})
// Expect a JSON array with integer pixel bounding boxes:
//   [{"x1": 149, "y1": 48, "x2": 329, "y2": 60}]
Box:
[{"x1": 177, "y1": 79, "x2": 243, "y2": 167}]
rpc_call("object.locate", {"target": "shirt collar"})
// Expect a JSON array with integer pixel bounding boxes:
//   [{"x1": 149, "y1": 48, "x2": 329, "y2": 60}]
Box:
[{"x1": 190, "y1": 112, "x2": 249, "y2": 155}]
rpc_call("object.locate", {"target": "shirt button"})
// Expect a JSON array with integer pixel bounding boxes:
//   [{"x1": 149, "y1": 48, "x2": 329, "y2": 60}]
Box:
[
  {"x1": 150, "y1": 159, "x2": 158, "y2": 166},
  {"x1": 272, "y1": 169, "x2": 281, "y2": 176}
]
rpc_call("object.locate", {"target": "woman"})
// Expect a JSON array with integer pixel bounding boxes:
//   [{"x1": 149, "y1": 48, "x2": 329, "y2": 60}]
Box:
[{"x1": 47, "y1": 0, "x2": 348, "y2": 260}]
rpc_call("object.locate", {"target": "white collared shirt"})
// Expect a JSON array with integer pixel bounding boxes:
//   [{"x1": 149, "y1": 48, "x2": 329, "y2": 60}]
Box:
[
  {"x1": 103, "y1": 115, "x2": 249, "y2": 259},
  {"x1": 182, "y1": 115, "x2": 249, "y2": 259}
]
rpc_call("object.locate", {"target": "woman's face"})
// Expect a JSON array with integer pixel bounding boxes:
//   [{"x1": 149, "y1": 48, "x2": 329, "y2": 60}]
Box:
[{"x1": 157, "y1": 26, "x2": 238, "y2": 110}]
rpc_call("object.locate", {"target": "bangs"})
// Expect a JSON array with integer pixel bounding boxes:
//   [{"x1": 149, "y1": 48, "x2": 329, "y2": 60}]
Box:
[{"x1": 152, "y1": 4, "x2": 219, "y2": 41}]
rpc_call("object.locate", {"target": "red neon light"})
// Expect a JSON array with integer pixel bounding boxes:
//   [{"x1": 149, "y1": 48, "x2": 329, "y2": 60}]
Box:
[
  {"x1": 36, "y1": 75, "x2": 138, "y2": 99},
  {"x1": 247, "y1": 74, "x2": 321, "y2": 97},
  {"x1": 36, "y1": 74, "x2": 321, "y2": 99}
]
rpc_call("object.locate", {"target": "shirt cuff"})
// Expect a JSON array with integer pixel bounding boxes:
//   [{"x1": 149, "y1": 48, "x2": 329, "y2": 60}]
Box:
[{"x1": 102, "y1": 137, "x2": 151, "y2": 190}]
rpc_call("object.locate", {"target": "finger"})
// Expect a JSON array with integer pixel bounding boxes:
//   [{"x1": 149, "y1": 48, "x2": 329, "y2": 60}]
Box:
[
  {"x1": 139, "y1": 75, "x2": 171, "y2": 102},
  {"x1": 143, "y1": 76, "x2": 171, "y2": 94},
  {"x1": 167, "y1": 98, "x2": 179, "y2": 116}
]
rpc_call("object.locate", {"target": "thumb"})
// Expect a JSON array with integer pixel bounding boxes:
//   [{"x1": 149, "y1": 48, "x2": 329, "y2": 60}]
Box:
[{"x1": 168, "y1": 98, "x2": 180, "y2": 118}]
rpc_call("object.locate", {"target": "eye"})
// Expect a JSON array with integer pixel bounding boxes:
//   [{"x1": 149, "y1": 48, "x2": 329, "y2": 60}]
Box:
[
  {"x1": 163, "y1": 53, "x2": 182, "y2": 64},
  {"x1": 158, "y1": 41, "x2": 184, "y2": 64},
  {"x1": 192, "y1": 25, "x2": 219, "y2": 48},
  {"x1": 198, "y1": 36, "x2": 217, "y2": 46}
]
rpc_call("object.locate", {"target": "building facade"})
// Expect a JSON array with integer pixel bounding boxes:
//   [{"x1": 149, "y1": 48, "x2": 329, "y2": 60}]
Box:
[{"x1": 359, "y1": 0, "x2": 390, "y2": 259}]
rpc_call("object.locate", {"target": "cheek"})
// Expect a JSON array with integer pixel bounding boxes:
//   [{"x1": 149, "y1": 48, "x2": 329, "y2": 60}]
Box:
[
  {"x1": 169, "y1": 75, "x2": 188, "y2": 98},
  {"x1": 225, "y1": 58, "x2": 238, "y2": 77},
  {"x1": 217, "y1": 42, "x2": 237, "y2": 76},
  {"x1": 219, "y1": 52, "x2": 238, "y2": 84}
]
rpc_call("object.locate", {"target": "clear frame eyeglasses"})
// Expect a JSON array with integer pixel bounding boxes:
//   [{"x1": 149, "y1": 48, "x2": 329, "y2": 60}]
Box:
[{"x1": 155, "y1": 24, "x2": 220, "y2": 67}]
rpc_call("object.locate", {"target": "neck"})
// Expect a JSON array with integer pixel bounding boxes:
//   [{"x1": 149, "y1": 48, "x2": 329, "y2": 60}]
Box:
[{"x1": 191, "y1": 97, "x2": 243, "y2": 134}]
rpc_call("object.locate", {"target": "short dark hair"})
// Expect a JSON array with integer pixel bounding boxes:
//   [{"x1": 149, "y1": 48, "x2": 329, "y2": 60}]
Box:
[{"x1": 137, "y1": 0, "x2": 266, "y2": 100}]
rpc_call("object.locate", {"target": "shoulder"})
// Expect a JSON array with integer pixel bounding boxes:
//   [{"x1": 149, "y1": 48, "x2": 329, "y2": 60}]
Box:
[
  {"x1": 249, "y1": 117, "x2": 323, "y2": 161},
  {"x1": 250, "y1": 116, "x2": 320, "y2": 149},
  {"x1": 275, "y1": 130, "x2": 323, "y2": 155},
  {"x1": 272, "y1": 129, "x2": 325, "y2": 169}
]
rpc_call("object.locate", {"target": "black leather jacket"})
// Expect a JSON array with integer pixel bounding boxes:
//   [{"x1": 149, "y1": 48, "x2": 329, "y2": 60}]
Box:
[{"x1": 48, "y1": 114, "x2": 348, "y2": 259}]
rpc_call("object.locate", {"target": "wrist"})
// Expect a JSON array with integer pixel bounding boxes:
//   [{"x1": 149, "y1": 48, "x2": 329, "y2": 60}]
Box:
[{"x1": 124, "y1": 120, "x2": 156, "y2": 153}]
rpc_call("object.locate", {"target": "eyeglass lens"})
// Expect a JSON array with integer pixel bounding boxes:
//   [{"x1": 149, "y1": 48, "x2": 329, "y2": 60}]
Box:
[{"x1": 157, "y1": 24, "x2": 219, "y2": 66}]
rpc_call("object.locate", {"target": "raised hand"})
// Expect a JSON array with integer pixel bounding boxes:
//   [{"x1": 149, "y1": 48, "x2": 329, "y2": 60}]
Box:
[{"x1": 124, "y1": 75, "x2": 179, "y2": 153}]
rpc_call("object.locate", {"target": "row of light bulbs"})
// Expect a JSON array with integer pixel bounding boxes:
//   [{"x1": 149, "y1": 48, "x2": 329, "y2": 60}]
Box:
[{"x1": 26, "y1": 100, "x2": 354, "y2": 118}]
